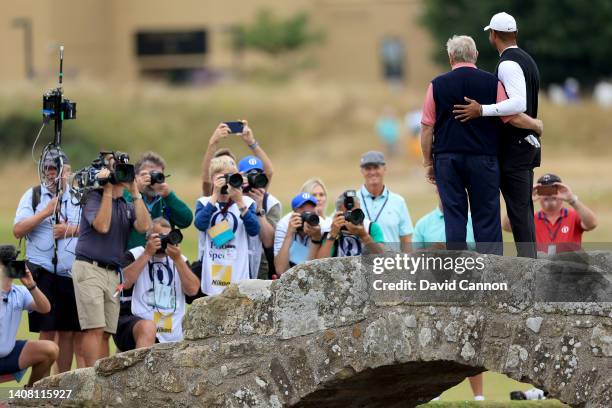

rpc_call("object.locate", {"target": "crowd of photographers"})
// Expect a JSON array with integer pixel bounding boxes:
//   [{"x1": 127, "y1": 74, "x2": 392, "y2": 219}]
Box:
[{"x1": 0, "y1": 119, "x2": 597, "y2": 389}]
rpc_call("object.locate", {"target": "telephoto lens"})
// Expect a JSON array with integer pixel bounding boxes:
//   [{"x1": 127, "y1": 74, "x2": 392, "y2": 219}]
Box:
[
  {"x1": 158, "y1": 229, "x2": 184, "y2": 253},
  {"x1": 344, "y1": 208, "x2": 365, "y2": 225},
  {"x1": 300, "y1": 212, "x2": 320, "y2": 227},
  {"x1": 225, "y1": 173, "x2": 244, "y2": 188},
  {"x1": 149, "y1": 171, "x2": 166, "y2": 185},
  {"x1": 247, "y1": 171, "x2": 269, "y2": 189}
]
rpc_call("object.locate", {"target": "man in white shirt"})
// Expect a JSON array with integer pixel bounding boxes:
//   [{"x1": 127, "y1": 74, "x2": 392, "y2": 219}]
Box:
[
  {"x1": 114, "y1": 218, "x2": 200, "y2": 350},
  {"x1": 452, "y1": 12, "x2": 542, "y2": 258}
]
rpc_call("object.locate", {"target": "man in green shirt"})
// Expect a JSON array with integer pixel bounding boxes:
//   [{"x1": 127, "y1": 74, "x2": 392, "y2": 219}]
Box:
[
  {"x1": 124, "y1": 152, "x2": 193, "y2": 249},
  {"x1": 316, "y1": 191, "x2": 384, "y2": 258}
]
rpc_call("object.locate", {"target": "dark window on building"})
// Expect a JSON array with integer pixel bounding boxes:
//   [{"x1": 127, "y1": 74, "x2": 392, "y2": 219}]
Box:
[
  {"x1": 380, "y1": 37, "x2": 405, "y2": 80},
  {"x1": 136, "y1": 30, "x2": 207, "y2": 56}
]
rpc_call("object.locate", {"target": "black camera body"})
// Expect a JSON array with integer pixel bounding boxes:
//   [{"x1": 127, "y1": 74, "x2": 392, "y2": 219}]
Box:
[
  {"x1": 344, "y1": 208, "x2": 365, "y2": 225},
  {"x1": 150, "y1": 171, "x2": 167, "y2": 185},
  {"x1": 158, "y1": 229, "x2": 184, "y2": 254},
  {"x1": 42, "y1": 89, "x2": 76, "y2": 123},
  {"x1": 341, "y1": 190, "x2": 365, "y2": 226},
  {"x1": 297, "y1": 212, "x2": 320, "y2": 232},
  {"x1": 243, "y1": 171, "x2": 269, "y2": 193},
  {"x1": 0, "y1": 245, "x2": 26, "y2": 279},
  {"x1": 221, "y1": 173, "x2": 244, "y2": 194}
]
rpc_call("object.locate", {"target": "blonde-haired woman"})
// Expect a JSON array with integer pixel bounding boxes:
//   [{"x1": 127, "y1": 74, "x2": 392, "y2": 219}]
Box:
[{"x1": 301, "y1": 178, "x2": 329, "y2": 221}]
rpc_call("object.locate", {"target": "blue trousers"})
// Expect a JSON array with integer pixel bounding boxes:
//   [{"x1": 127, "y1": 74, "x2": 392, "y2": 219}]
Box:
[{"x1": 434, "y1": 153, "x2": 502, "y2": 255}]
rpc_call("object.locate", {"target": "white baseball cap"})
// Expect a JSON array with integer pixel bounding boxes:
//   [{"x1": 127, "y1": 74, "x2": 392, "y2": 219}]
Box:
[{"x1": 484, "y1": 12, "x2": 517, "y2": 32}]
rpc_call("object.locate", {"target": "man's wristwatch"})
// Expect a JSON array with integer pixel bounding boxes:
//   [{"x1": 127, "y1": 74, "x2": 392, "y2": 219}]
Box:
[
  {"x1": 311, "y1": 238, "x2": 323, "y2": 245},
  {"x1": 27, "y1": 283, "x2": 37, "y2": 291},
  {"x1": 256, "y1": 209, "x2": 265, "y2": 217}
]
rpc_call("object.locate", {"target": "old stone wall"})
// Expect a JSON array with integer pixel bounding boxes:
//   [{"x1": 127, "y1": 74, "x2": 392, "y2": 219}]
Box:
[{"x1": 9, "y1": 252, "x2": 612, "y2": 407}]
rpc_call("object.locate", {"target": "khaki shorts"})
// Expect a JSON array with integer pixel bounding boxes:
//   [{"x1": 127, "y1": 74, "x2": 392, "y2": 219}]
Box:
[{"x1": 72, "y1": 260, "x2": 120, "y2": 334}]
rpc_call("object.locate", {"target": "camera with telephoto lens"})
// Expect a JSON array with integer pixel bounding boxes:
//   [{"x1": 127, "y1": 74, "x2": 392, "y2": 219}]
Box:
[
  {"x1": 158, "y1": 229, "x2": 184, "y2": 254},
  {"x1": 297, "y1": 212, "x2": 319, "y2": 232},
  {"x1": 243, "y1": 170, "x2": 269, "y2": 193},
  {"x1": 149, "y1": 171, "x2": 169, "y2": 186},
  {"x1": 0, "y1": 245, "x2": 26, "y2": 279},
  {"x1": 342, "y1": 190, "x2": 365, "y2": 225},
  {"x1": 70, "y1": 151, "x2": 135, "y2": 205},
  {"x1": 221, "y1": 173, "x2": 244, "y2": 194}
]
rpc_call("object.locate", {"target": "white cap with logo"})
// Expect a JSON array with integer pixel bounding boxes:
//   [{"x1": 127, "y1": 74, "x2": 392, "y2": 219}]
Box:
[{"x1": 484, "y1": 12, "x2": 517, "y2": 32}]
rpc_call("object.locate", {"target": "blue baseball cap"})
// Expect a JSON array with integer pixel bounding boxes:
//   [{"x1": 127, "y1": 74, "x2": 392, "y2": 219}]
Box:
[
  {"x1": 238, "y1": 156, "x2": 264, "y2": 173},
  {"x1": 291, "y1": 192, "x2": 318, "y2": 210}
]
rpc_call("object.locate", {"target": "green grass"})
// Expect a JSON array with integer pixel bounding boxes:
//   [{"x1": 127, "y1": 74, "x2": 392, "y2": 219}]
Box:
[{"x1": 420, "y1": 402, "x2": 567, "y2": 408}]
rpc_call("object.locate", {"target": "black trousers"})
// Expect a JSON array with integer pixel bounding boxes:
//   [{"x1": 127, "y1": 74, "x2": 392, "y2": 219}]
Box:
[
  {"x1": 435, "y1": 153, "x2": 503, "y2": 255},
  {"x1": 500, "y1": 168, "x2": 537, "y2": 258}
]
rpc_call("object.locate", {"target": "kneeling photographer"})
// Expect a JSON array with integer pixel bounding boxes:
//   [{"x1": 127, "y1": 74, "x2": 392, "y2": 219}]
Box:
[
  {"x1": 195, "y1": 156, "x2": 260, "y2": 295},
  {"x1": 274, "y1": 192, "x2": 323, "y2": 275},
  {"x1": 113, "y1": 218, "x2": 199, "y2": 351},
  {"x1": 1, "y1": 245, "x2": 58, "y2": 387},
  {"x1": 72, "y1": 152, "x2": 151, "y2": 368},
  {"x1": 125, "y1": 152, "x2": 193, "y2": 249},
  {"x1": 316, "y1": 190, "x2": 384, "y2": 258}
]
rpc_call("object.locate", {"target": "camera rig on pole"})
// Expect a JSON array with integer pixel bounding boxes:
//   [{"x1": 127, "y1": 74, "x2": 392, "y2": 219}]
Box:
[{"x1": 38, "y1": 45, "x2": 77, "y2": 275}]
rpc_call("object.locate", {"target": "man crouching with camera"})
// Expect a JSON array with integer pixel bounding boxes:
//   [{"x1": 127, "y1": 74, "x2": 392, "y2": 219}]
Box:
[
  {"x1": 316, "y1": 190, "x2": 385, "y2": 258},
  {"x1": 113, "y1": 218, "x2": 199, "y2": 351},
  {"x1": 1, "y1": 246, "x2": 57, "y2": 387},
  {"x1": 72, "y1": 153, "x2": 151, "y2": 367}
]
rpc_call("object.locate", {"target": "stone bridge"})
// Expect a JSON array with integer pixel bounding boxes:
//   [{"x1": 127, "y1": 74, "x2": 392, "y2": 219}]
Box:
[{"x1": 11, "y1": 251, "x2": 612, "y2": 407}]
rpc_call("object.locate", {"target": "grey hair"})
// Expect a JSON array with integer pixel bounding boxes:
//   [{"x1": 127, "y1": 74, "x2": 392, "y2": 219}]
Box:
[
  {"x1": 148, "y1": 217, "x2": 171, "y2": 235},
  {"x1": 335, "y1": 192, "x2": 360, "y2": 211},
  {"x1": 446, "y1": 35, "x2": 478, "y2": 64}
]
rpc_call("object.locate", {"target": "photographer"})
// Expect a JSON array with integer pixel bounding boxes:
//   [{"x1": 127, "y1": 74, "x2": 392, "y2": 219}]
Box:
[
  {"x1": 238, "y1": 155, "x2": 282, "y2": 279},
  {"x1": 358, "y1": 151, "x2": 414, "y2": 252},
  {"x1": 201, "y1": 120, "x2": 274, "y2": 195},
  {"x1": 316, "y1": 191, "x2": 385, "y2": 258},
  {"x1": 125, "y1": 152, "x2": 193, "y2": 249},
  {"x1": 113, "y1": 218, "x2": 199, "y2": 351},
  {"x1": 502, "y1": 173, "x2": 598, "y2": 254},
  {"x1": 274, "y1": 193, "x2": 323, "y2": 275},
  {"x1": 12, "y1": 151, "x2": 81, "y2": 373},
  {"x1": 72, "y1": 153, "x2": 151, "y2": 367},
  {"x1": 1, "y1": 262, "x2": 58, "y2": 387},
  {"x1": 195, "y1": 156, "x2": 260, "y2": 295}
]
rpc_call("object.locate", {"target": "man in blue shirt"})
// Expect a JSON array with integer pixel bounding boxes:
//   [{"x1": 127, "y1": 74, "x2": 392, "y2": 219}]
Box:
[
  {"x1": 13, "y1": 152, "x2": 81, "y2": 373},
  {"x1": 0, "y1": 261, "x2": 57, "y2": 387},
  {"x1": 358, "y1": 151, "x2": 414, "y2": 252},
  {"x1": 412, "y1": 189, "x2": 476, "y2": 249}
]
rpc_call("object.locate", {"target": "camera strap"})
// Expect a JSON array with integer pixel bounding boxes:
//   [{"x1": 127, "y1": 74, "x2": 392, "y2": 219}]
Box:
[{"x1": 218, "y1": 199, "x2": 234, "y2": 219}]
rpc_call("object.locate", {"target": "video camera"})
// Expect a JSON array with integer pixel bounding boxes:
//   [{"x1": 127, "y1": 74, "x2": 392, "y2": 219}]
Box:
[
  {"x1": 343, "y1": 190, "x2": 365, "y2": 225},
  {"x1": 0, "y1": 245, "x2": 26, "y2": 279},
  {"x1": 70, "y1": 151, "x2": 135, "y2": 205}
]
